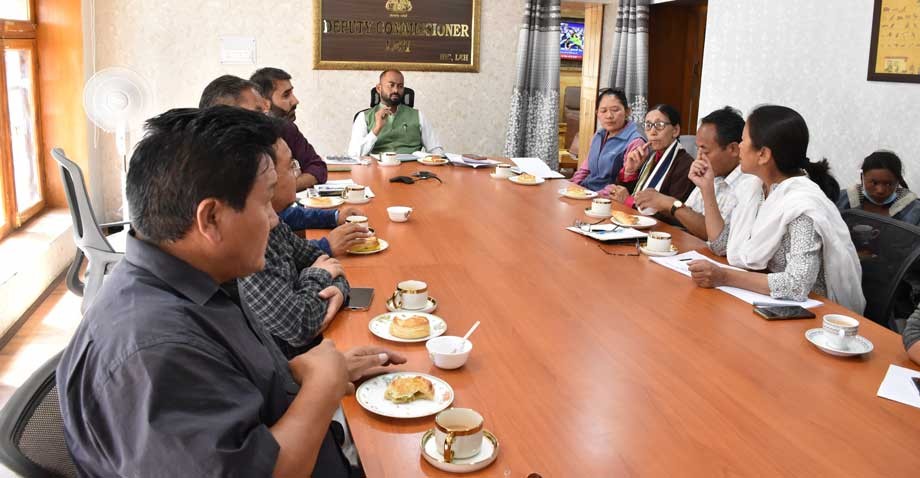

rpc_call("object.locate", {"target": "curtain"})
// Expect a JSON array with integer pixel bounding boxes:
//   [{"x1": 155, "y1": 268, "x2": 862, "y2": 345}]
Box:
[
  {"x1": 504, "y1": 0, "x2": 560, "y2": 169},
  {"x1": 608, "y1": 0, "x2": 650, "y2": 125}
]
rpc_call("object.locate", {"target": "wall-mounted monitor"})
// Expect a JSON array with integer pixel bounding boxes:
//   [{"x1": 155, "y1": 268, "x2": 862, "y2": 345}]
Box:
[{"x1": 560, "y1": 20, "x2": 585, "y2": 61}]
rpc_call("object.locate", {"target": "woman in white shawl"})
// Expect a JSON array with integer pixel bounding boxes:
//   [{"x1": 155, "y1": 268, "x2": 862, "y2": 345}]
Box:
[{"x1": 686, "y1": 105, "x2": 866, "y2": 314}]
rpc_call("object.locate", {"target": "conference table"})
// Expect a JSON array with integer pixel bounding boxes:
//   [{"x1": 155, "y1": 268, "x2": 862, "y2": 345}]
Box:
[{"x1": 313, "y1": 160, "x2": 920, "y2": 477}]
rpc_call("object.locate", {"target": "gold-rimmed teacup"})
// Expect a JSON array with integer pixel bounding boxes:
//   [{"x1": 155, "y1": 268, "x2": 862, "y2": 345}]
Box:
[
  {"x1": 391, "y1": 280, "x2": 428, "y2": 310},
  {"x1": 434, "y1": 408, "x2": 484, "y2": 462}
]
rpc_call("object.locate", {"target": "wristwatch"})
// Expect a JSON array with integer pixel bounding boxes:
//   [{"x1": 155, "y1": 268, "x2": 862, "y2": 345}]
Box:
[{"x1": 670, "y1": 200, "x2": 684, "y2": 216}]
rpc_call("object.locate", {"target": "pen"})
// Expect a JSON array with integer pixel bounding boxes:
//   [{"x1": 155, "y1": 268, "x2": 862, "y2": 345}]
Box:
[
  {"x1": 912, "y1": 377, "x2": 920, "y2": 397},
  {"x1": 679, "y1": 258, "x2": 692, "y2": 262}
]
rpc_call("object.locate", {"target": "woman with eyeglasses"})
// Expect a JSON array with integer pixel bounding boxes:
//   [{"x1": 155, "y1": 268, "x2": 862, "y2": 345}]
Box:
[
  {"x1": 608, "y1": 104, "x2": 695, "y2": 211},
  {"x1": 836, "y1": 151, "x2": 920, "y2": 225},
  {"x1": 570, "y1": 89, "x2": 646, "y2": 196},
  {"x1": 686, "y1": 105, "x2": 865, "y2": 313}
]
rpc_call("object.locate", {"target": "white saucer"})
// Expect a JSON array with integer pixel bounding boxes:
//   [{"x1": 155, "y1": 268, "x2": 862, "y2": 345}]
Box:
[
  {"x1": 386, "y1": 296, "x2": 438, "y2": 313},
  {"x1": 346, "y1": 238, "x2": 389, "y2": 255},
  {"x1": 345, "y1": 197, "x2": 371, "y2": 205},
  {"x1": 639, "y1": 244, "x2": 678, "y2": 257},
  {"x1": 299, "y1": 197, "x2": 345, "y2": 209},
  {"x1": 584, "y1": 208, "x2": 613, "y2": 219},
  {"x1": 490, "y1": 173, "x2": 514, "y2": 180},
  {"x1": 612, "y1": 214, "x2": 657, "y2": 230},
  {"x1": 508, "y1": 175, "x2": 545, "y2": 186},
  {"x1": 421, "y1": 429, "x2": 499, "y2": 473},
  {"x1": 805, "y1": 328, "x2": 874, "y2": 356},
  {"x1": 419, "y1": 158, "x2": 449, "y2": 166},
  {"x1": 558, "y1": 187, "x2": 598, "y2": 200}
]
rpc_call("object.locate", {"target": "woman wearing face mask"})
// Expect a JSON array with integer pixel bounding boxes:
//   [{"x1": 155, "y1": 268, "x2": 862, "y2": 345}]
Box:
[{"x1": 836, "y1": 151, "x2": 920, "y2": 225}]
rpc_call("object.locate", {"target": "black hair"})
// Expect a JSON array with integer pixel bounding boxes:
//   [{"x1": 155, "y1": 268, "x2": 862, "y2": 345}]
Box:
[
  {"x1": 861, "y1": 150, "x2": 908, "y2": 188},
  {"x1": 198, "y1": 75, "x2": 260, "y2": 108},
  {"x1": 649, "y1": 104, "x2": 681, "y2": 129},
  {"x1": 595, "y1": 88, "x2": 629, "y2": 111},
  {"x1": 699, "y1": 106, "x2": 744, "y2": 148},
  {"x1": 746, "y1": 105, "x2": 839, "y2": 201},
  {"x1": 127, "y1": 106, "x2": 283, "y2": 243},
  {"x1": 250, "y1": 67, "x2": 292, "y2": 99}
]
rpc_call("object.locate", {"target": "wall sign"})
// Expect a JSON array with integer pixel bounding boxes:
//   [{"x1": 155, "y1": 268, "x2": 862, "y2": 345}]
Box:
[
  {"x1": 313, "y1": 0, "x2": 480, "y2": 72},
  {"x1": 868, "y1": 0, "x2": 920, "y2": 83}
]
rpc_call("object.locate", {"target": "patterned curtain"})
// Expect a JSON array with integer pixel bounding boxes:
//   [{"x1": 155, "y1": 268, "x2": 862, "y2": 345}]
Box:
[
  {"x1": 503, "y1": 0, "x2": 560, "y2": 169},
  {"x1": 608, "y1": 0, "x2": 650, "y2": 125}
]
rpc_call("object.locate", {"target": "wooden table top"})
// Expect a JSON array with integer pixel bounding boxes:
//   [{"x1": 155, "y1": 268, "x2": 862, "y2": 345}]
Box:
[{"x1": 317, "y1": 161, "x2": 920, "y2": 477}]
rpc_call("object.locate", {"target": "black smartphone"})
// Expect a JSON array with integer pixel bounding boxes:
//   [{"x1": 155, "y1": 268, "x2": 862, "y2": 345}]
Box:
[
  {"x1": 753, "y1": 305, "x2": 816, "y2": 320},
  {"x1": 346, "y1": 288, "x2": 374, "y2": 311}
]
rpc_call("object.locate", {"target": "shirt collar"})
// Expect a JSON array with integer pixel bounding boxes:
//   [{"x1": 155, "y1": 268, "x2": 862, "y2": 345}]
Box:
[
  {"x1": 722, "y1": 166, "x2": 745, "y2": 186},
  {"x1": 125, "y1": 231, "x2": 222, "y2": 306}
]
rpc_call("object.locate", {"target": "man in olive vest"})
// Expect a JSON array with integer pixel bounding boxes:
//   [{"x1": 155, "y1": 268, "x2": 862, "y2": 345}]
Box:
[{"x1": 347, "y1": 69, "x2": 444, "y2": 157}]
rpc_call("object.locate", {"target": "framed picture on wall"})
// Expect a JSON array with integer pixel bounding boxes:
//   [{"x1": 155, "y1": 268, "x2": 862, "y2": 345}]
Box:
[{"x1": 867, "y1": 0, "x2": 920, "y2": 83}]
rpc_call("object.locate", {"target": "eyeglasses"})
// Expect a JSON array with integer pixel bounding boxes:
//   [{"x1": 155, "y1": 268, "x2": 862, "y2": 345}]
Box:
[
  {"x1": 596, "y1": 240, "x2": 641, "y2": 256},
  {"x1": 643, "y1": 121, "x2": 672, "y2": 131},
  {"x1": 290, "y1": 159, "x2": 301, "y2": 175}
]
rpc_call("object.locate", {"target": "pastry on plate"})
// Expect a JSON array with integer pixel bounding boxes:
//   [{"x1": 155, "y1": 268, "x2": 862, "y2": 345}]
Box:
[
  {"x1": 517, "y1": 173, "x2": 537, "y2": 183},
  {"x1": 349, "y1": 236, "x2": 380, "y2": 253},
  {"x1": 389, "y1": 315, "x2": 430, "y2": 339},
  {"x1": 307, "y1": 197, "x2": 334, "y2": 207},
  {"x1": 565, "y1": 185, "x2": 589, "y2": 197},
  {"x1": 384, "y1": 375, "x2": 435, "y2": 403},
  {"x1": 611, "y1": 210, "x2": 639, "y2": 225}
]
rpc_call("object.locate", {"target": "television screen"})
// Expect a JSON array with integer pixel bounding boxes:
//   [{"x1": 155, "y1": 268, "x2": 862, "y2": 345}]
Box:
[{"x1": 560, "y1": 21, "x2": 585, "y2": 61}]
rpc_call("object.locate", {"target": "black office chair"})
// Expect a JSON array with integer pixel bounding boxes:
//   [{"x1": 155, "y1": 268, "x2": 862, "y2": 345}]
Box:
[
  {"x1": 841, "y1": 209, "x2": 920, "y2": 331},
  {"x1": 52, "y1": 148, "x2": 127, "y2": 313},
  {"x1": 352, "y1": 87, "x2": 416, "y2": 123},
  {"x1": 0, "y1": 351, "x2": 77, "y2": 478}
]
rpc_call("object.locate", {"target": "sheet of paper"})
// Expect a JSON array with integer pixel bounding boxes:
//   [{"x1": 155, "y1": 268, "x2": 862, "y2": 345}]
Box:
[
  {"x1": 566, "y1": 225, "x2": 648, "y2": 242},
  {"x1": 649, "y1": 251, "x2": 824, "y2": 308},
  {"x1": 511, "y1": 157, "x2": 565, "y2": 179},
  {"x1": 877, "y1": 365, "x2": 920, "y2": 409}
]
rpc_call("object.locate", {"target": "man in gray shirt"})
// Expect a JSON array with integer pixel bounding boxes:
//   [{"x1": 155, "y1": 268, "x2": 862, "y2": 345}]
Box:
[{"x1": 56, "y1": 107, "x2": 403, "y2": 477}]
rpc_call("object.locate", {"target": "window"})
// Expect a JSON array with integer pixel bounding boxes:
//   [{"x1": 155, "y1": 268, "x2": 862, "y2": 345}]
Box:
[{"x1": 0, "y1": 1, "x2": 43, "y2": 240}]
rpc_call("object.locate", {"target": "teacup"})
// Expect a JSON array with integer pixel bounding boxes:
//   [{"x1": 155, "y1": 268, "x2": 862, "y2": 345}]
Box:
[
  {"x1": 646, "y1": 232, "x2": 672, "y2": 252},
  {"x1": 591, "y1": 198, "x2": 612, "y2": 216},
  {"x1": 426, "y1": 336, "x2": 473, "y2": 370},
  {"x1": 387, "y1": 206, "x2": 413, "y2": 222},
  {"x1": 434, "y1": 408, "x2": 484, "y2": 462},
  {"x1": 823, "y1": 314, "x2": 859, "y2": 350},
  {"x1": 380, "y1": 152, "x2": 399, "y2": 165},
  {"x1": 852, "y1": 224, "x2": 880, "y2": 245},
  {"x1": 392, "y1": 280, "x2": 428, "y2": 310},
  {"x1": 346, "y1": 185, "x2": 367, "y2": 201},
  {"x1": 495, "y1": 163, "x2": 514, "y2": 178},
  {"x1": 345, "y1": 215, "x2": 369, "y2": 229}
]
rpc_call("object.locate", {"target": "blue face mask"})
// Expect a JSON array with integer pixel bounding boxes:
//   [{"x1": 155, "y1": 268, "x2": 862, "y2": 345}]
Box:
[{"x1": 863, "y1": 187, "x2": 897, "y2": 206}]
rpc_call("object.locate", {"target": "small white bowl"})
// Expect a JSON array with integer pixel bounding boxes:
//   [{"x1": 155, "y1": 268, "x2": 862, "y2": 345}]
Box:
[
  {"x1": 426, "y1": 336, "x2": 472, "y2": 370},
  {"x1": 387, "y1": 206, "x2": 413, "y2": 222}
]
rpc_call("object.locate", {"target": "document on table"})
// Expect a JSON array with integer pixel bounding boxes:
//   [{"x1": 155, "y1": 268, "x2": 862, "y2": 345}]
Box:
[
  {"x1": 566, "y1": 224, "x2": 648, "y2": 242},
  {"x1": 649, "y1": 250, "x2": 824, "y2": 308},
  {"x1": 877, "y1": 365, "x2": 920, "y2": 409},
  {"x1": 323, "y1": 155, "x2": 364, "y2": 165},
  {"x1": 511, "y1": 157, "x2": 565, "y2": 179},
  {"x1": 297, "y1": 179, "x2": 375, "y2": 199},
  {"x1": 445, "y1": 152, "x2": 501, "y2": 168}
]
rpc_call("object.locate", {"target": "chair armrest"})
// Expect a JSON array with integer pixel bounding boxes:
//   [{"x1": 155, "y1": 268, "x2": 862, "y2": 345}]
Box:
[{"x1": 100, "y1": 220, "x2": 131, "y2": 228}]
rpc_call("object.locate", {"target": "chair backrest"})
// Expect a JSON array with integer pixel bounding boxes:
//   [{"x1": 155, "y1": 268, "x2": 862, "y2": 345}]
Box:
[
  {"x1": 841, "y1": 209, "x2": 920, "y2": 330},
  {"x1": 679, "y1": 135, "x2": 697, "y2": 159},
  {"x1": 0, "y1": 351, "x2": 77, "y2": 478},
  {"x1": 369, "y1": 86, "x2": 415, "y2": 108},
  {"x1": 51, "y1": 148, "x2": 116, "y2": 254}
]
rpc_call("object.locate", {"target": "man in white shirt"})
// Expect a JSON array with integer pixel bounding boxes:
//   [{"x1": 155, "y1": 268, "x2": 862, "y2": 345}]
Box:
[
  {"x1": 634, "y1": 106, "x2": 747, "y2": 240},
  {"x1": 347, "y1": 69, "x2": 444, "y2": 157}
]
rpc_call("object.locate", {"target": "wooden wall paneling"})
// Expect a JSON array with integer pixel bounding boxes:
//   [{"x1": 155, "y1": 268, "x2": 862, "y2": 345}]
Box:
[{"x1": 577, "y1": 3, "x2": 603, "y2": 166}]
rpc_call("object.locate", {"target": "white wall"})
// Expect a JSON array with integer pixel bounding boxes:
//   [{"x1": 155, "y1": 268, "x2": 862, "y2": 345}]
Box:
[
  {"x1": 87, "y1": 0, "x2": 522, "y2": 219},
  {"x1": 699, "y1": 0, "x2": 920, "y2": 190}
]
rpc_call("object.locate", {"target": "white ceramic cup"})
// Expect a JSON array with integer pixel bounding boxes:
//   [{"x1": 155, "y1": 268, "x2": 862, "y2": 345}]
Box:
[
  {"x1": 591, "y1": 198, "x2": 612, "y2": 215},
  {"x1": 393, "y1": 280, "x2": 428, "y2": 310},
  {"x1": 346, "y1": 185, "x2": 367, "y2": 201},
  {"x1": 345, "y1": 215, "x2": 369, "y2": 229},
  {"x1": 434, "y1": 408, "x2": 484, "y2": 462},
  {"x1": 426, "y1": 336, "x2": 473, "y2": 370},
  {"x1": 823, "y1": 314, "x2": 859, "y2": 350},
  {"x1": 380, "y1": 152, "x2": 399, "y2": 165},
  {"x1": 387, "y1": 206, "x2": 413, "y2": 222},
  {"x1": 495, "y1": 163, "x2": 514, "y2": 178},
  {"x1": 646, "y1": 232, "x2": 672, "y2": 252}
]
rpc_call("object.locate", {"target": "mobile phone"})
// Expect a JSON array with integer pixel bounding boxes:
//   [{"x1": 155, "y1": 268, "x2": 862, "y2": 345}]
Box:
[
  {"x1": 346, "y1": 288, "x2": 374, "y2": 311},
  {"x1": 753, "y1": 305, "x2": 816, "y2": 320}
]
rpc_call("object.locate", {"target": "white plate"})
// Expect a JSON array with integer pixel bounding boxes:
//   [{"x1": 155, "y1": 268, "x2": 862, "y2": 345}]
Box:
[
  {"x1": 612, "y1": 214, "x2": 657, "y2": 230},
  {"x1": 419, "y1": 157, "x2": 449, "y2": 166},
  {"x1": 346, "y1": 238, "x2": 389, "y2": 255},
  {"x1": 639, "y1": 244, "x2": 678, "y2": 257},
  {"x1": 805, "y1": 328, "x2": 874, "y2": 356},
  {"x1": 421, "y1": 429, "x2": 499, "y2": 473},
  {"x1": 356, "y1": 372, "x2": 454, "y2": 419},
  {"x1": 558, "y1": 187, "x2": 598, "y2": 200},
  {"x1": 583, "y1": 208, "x2": 613, "y2": 219},
  {"x1": 344, "y1": 196, "x2": 371, "y2": 205},
  {"x1": 369, "y1": 312, "x2": 447, "y2": 343},
  {"x1": 299, "y1": 197, "x2": 345, "y2": 209},
  {"x1": 386, "y1": 296, "x2": 438, "y2": 313},
  {"x1": 508, "y1": 175, "x2": 545, "y2": 186}
]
